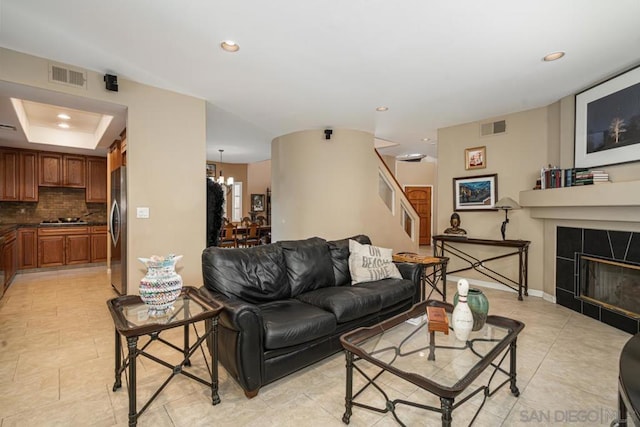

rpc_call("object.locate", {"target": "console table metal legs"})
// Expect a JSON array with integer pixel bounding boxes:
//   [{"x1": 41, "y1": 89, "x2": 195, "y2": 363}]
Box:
[{"x1": 432, "y1": 236, "x2": 530, "y2": 300}]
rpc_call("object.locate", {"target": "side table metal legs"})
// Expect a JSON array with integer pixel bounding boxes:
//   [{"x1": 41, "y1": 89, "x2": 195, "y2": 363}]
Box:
[
  {"x1": 342, "y1": 351, "x2": 354, "y2": 424},
  {"x1": 111, "y1": 332, "x2": 139, "y2": 426},
  {"x1": 212, "y1": 318, "x2": 220, "y2": 405},
  {"x1": 127, "y1": 336, "x2": 138, "y2": 427}
]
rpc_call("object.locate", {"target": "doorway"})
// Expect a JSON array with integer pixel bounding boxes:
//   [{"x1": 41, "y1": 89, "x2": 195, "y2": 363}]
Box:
[{"x1": 405, "y1": 186, "x2": 432, "y2": 245}]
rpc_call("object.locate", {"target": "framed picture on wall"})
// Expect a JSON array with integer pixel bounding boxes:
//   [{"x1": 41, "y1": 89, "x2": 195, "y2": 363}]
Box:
[
  {"x1": 464, "y1": 146, "x2": 486, "y2": 170},
  {"x1": 251, "y1": 194, "x2": 265, "y2": 212},
  {"x1": 206, "y1": 163, "x2": 216, "y2": 178},
  {"x1": 453, "y1": 174, "x2": 497, "y2": 211},
  {"x1": 575, "y1": 65, "x2": 640, "y2": 168}
]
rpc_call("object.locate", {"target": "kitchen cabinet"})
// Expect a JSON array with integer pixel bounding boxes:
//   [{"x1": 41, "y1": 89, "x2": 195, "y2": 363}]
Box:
[
  {"x1": 3, "y1": 229, "x2": 17, "y2": 289},
  {"x1": 18, "y1": 227, "x2": 38, "y2": 269},
  {"x1": 0, "y1": 148, "x2": 38, "y2": 201},
  {"x1": 66, "y1": 235, "x2": 91, "y2": 265},
  {"x1": 39, "y1": 152, "x2": 86, "y2": 188},
  {"x1": 19, "y1": 151, "x2": 38, "y2": 201},
  {"x1": 38, "y1": 226, "x2": 91, "y2": 267},
  {"x1": 86, "y1": 157, "x2": 107, "y2": 203},
  {"x1": 90, "y1": 225, "x2": 107, "y2": 262}
]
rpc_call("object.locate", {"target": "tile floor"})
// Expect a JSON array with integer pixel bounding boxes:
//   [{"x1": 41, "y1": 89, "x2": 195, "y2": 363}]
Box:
[{"x1": 0, "y1": 265, "x2": 635, "y2": 426}]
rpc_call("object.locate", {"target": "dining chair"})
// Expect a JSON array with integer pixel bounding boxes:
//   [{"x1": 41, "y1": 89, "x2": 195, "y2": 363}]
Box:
[
  {"x1": 219, "y1": 222, "x2": 238, "y2": 248},
  {"x1": 239, "y1": 222, "x2": 261, "y2": 247}
]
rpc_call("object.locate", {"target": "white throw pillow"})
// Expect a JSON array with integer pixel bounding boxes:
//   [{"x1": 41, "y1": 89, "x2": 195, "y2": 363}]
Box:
[{"x1": 348, "y1": 239, "x2": 402, "y2": 285}]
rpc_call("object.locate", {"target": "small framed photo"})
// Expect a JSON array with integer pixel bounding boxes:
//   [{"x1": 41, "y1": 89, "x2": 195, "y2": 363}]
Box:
[
  {"x1": 464, "y1": 146, "x2": 486, "y2": 170},
  {"x1": 251, "y1": 194, "x2": 265, "y2": 212},
  {"x1": 575, "y1": 65, "x2": 640, "y2": 168},
  {"x1": 206, "y1": 163, "x2": 216, "y2": 178},
  {"x1": 453, "y1": 174, "x2": 498, "y2": 211}
]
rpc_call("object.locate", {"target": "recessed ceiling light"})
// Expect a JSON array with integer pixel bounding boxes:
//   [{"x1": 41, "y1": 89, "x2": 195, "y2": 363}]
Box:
[
  {"x1": 543, "y1": 51, "x2": 565, "y2": 62},
  {"x1": 57, "y1": 122, "x2": 70, "y2": 129},
  {"x1": 376, "y1": 106, "x2": 389, "y2": 112},
  {"x1": 422, "y1": 137, "x2": 431, "y2": 142},
  {"x1": 220, "y1": 40, "x2": 240, "y2": 52},
  {"x1": 57, "y1": 113, "x2": 71, "y2": 120}
]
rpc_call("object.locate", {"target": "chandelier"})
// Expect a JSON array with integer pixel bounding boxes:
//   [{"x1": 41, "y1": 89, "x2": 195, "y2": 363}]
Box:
[{"x1": 216, "y1": 149, "x2": 234, "y2": 187}]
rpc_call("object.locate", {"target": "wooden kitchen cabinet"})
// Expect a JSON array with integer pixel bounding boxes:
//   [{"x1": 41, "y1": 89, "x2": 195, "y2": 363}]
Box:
[
  {"x1": 3, "y1": 229, "x2": 17, "y2": 289},
  {"x1": 86, "y1": 157, "x2": 107, "y2": 203},
  {"x1": 39, "y1": 152, "x2": 86, "y2": 187},
  {"x1": 38, "y1": 226, "x2": 91, "y2": 267},
  {"x1": 18, "y1": 227, "x2": 38, "y2": 269},
  {"x1": 90, "y1": 225, "x2": 108, "y2": 263},
  {"x1": 19, "y1": 151, "x2": 38, "y2": 201},
  {"x1": 66, "y1": 235, "x2": 91, "y2": 265},
  {"x1": 38, "y1": 235, "x2": 65, "y2": 267},
  {"x1": 0, "y1": 149, "x2": 38, "y2": 201}
]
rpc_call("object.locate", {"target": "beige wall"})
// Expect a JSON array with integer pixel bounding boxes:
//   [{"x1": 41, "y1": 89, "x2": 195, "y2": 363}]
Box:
[
  {"x1": 247, "y1": 159, "x2": 271, "y2": 219},
  {"x1": 438, "y1": 87, "x2": 640, "y2": 299},
  {"x1": 271, "y1": 129, "x2": 417, "y2": 252},
  {"x1": 1, "y1": 47, "x2": 207, "y2": 293},
  {"x1": 437, "y1": 108, "x2": 548, "y2": 293}
]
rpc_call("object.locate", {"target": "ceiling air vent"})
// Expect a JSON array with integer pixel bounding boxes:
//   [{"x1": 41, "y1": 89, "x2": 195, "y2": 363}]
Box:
[
  {"x1": 480, "y1": 119, "x2": 506, "y2": 136},
  {"x1": 48, "y1": 63, "x2": 87, "y2": 89}
]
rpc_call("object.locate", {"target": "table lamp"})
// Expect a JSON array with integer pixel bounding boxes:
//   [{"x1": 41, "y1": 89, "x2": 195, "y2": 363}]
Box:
[{"x1": 495, "y1": 197, "x2": 521, "y2": 240}]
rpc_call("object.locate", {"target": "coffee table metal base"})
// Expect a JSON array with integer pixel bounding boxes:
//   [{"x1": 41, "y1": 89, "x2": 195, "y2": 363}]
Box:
[{"x1": 342, "y1": 338, "x2": 519, "y2": 426}]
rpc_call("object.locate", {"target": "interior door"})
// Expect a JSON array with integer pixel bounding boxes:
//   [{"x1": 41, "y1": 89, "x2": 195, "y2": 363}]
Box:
[{"x1": 405, "y1": 186, "x2": 432, "y2": 245}]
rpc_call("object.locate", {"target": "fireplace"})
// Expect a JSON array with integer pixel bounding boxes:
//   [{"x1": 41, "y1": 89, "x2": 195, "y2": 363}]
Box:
[
  {"x1": 556, "y1": 227, "x2": 640, "y2": 334},
  {"x1": 577, "y1": 255, "x2": 640, "y2": 318}
]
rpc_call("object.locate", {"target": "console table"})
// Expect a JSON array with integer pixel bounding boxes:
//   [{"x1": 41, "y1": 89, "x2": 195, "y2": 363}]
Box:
[{"x1": 432, "y1": 235, "x2": 530, "y2": 300}]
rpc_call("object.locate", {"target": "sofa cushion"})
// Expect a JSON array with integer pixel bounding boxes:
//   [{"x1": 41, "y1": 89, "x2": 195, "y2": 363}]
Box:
[
  {"x1": 202, "y1": 244, "x2": 290, "y2": 304},
  {"x1": 348, "y1": 239, "x2": 402, "y2": 284},
  {"x1": 296, "y1": 286, "x2": 382, "y2": 323},
  {"x1": 355, "y1": 278, "x2": 415, "y2": 308},
  {"x1": 278, "y1": 237, "x2": 336, "y2": 297},
  {"x1": 327, "y1": 235, "x2": 371, "y2": 286},
  {"x1": 259, "y1": 300, "x2": 337, "y2": 350}
]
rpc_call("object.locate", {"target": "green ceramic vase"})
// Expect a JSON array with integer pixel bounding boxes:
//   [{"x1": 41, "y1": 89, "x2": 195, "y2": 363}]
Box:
[{"x1": 453, "y1": 287, "x2": 489, "y2": 331}]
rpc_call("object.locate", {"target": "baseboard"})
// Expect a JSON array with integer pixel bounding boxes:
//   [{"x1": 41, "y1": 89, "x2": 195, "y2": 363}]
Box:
[{"x1": 447, "y1": 275, "x2": 545, "y2": 299}]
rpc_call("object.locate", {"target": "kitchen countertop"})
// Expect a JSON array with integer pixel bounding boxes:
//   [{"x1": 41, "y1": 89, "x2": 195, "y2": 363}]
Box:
[{"x1": 0, "y1": 222, "x2": 107, "y2": 231}]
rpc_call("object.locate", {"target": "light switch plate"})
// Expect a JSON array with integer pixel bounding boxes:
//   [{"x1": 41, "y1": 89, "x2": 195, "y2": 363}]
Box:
[{"x1": 136, "y1": 207, "x2": 150, "y2": 219}]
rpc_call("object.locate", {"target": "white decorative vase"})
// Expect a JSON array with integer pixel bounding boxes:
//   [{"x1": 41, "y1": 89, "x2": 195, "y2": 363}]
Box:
[
  {"x1": 451, "y1": 279, "x2": 473, "y2": 342},
  {"x1": 138, "y1": 254, "x2": 183, "y2": 316}
]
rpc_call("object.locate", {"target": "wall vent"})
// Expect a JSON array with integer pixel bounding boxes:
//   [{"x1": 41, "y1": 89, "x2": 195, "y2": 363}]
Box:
[
  {"x1": 0, "y1": 123, "x2": 17, "y2": 131},
  {"x1": 480, "y1": 119, "x2": 506, "y2": 136},
  {"x1": 48, "y1": 63, "x2": 87, "y2": 89}
]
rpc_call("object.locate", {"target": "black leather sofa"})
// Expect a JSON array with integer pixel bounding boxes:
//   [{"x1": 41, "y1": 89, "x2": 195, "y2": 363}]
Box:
[{"x1": 200, "y1": 234, "x2": 422, "y2": 398}]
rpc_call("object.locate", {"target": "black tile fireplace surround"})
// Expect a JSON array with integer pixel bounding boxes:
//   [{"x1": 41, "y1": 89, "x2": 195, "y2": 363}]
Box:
[{"x1": 556, "y1": 226, "x2": 640, "y2": 334}]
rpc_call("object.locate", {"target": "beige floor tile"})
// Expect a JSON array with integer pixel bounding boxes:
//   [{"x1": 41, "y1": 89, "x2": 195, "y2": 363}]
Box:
[{"x1": 0, "y1": 267, "x2": 634, "y2": 427}]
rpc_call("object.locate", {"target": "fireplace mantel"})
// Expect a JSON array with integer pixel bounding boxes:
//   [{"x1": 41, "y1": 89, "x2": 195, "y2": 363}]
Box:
[{"x1": 519, "y1": 180, "x2": 640, "y2": 222}]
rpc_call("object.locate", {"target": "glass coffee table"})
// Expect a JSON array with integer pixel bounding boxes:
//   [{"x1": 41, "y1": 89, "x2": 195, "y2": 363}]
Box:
[
  {"x1": 107, "y1": 286, "x2": 223, "y2": 426},
  {"x1": 340, "y1": 299, "x2": 525, "y2": 426}
]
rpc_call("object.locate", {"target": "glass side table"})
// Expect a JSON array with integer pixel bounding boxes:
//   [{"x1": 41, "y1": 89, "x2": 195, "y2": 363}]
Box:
[{"x1": 107, "y1": 286, "x2": 223, "y2": 426}]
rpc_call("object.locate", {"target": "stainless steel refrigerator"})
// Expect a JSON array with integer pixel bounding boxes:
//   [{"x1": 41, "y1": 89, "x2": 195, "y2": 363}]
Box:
[{"x1": 110, "y1": 166, "x2": 127, "y2": 295}]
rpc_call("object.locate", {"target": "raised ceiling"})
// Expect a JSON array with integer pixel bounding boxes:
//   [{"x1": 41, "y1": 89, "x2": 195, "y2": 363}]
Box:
[{"x1": 1, "y1": 1, "x2": 640, "y2": 163}]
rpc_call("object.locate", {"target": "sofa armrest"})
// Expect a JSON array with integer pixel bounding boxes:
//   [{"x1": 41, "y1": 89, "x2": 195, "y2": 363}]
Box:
[
  {"x1": 199, "y1": 287, "x2": 264, "y2": 394},
  {"x1": 394, "y1": 261, "x2": 423, "y2": 303}
]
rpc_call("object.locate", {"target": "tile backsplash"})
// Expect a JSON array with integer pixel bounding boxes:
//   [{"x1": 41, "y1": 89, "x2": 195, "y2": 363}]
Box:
[{"x1": 0, "y1": 187, "x2": 107, "y2": 223}]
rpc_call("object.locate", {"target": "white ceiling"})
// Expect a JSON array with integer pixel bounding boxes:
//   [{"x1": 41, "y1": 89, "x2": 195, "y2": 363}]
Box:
[{"x1": 1, "y1": 1, "x2": 640, "y2": 163}]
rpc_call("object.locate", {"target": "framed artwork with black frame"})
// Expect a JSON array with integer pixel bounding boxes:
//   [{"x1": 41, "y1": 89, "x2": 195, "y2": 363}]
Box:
[
  {"x1": 251, "y1": 194, "x2": 265, "y2": 212},
  {"x1": 575, "y1": 65, "x2": 640, "y2": 168},
  {"x1": 453, "y1": 174, "x2": 498, "y2": 211}
]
